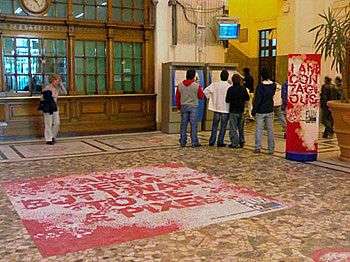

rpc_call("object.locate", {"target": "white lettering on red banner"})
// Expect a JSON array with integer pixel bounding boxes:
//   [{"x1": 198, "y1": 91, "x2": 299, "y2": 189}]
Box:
[{"x1": 2, "y1": 163, "x2": 286, "y2": 257}]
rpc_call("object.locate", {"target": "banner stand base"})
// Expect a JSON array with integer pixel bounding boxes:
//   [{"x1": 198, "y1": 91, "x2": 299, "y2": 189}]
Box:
[{"x1": 286, "y1": 152, "x2": 317, "y2": 162}]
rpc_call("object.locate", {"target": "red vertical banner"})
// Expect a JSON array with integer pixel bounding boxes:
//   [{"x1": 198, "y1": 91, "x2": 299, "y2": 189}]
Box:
[{"x1": 286, "y1": 54, "x2": 321, "y2": 162}]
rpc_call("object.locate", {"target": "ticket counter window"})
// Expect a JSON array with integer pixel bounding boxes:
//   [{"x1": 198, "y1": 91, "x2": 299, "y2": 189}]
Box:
[
  {"x1": 0, "y1": 0, "x2": 67, "y2": 17},
  {"x1": 112, "y1": 0, "x2": 144, "y2": 23},
  {"x1": 113, "y1": 42, "x2": 143, "y2": 93},
  {"x1": 2, "y1": 37, "x2": 67, "y2": 94},
  {"x1": 75, "y1": 40, "x2": 106, "y2": 95}
]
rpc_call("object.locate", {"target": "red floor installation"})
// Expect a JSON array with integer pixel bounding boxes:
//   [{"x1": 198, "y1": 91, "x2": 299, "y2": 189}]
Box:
[{"x1": 2, "y1": 163, "x2": 287, "y2": 257}]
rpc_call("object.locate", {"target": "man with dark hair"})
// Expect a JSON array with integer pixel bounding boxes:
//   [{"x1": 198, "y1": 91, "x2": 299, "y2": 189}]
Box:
[
  {"x1": 243, "y1": 68, "x2": 254, "y2": 120},
  {"x1": 226, "y1": 74, "x2": 250, "y2": 148},
  {"x1": 321, "y1": 76, "x2": 342, "y2": 138},
  {"x1": 252, "y1": 68, "x2": 276, "y2": 154},
  {"x1": 176, "y1": 69, "x2": 205, "y2": 147},
  {"x1": 203, "y1": 69, "x2": 231, "y2": 147}
]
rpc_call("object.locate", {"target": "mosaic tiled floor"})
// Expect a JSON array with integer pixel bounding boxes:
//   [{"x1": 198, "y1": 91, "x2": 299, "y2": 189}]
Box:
[
  {"x1": 0, "y1": 123, "x2": 349, "y2": 261},
  {"x1": 2, "y1": 163, "x2": 287, "y2": 257}
]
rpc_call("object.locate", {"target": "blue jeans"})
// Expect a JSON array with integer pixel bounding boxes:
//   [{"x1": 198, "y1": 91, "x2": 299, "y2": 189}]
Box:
[
  {"x1": 229, "y1": 113, "x2": 245, "y2": 146},
  {"x1": 209, "y1": 112, "x2": 229, "y2": 145},
  {"x1": 179, "y1": 105, "x2": 199, "y2": 146},
  {"x1": 255, "y1": 112, "x2": 275, "y2": 152},
  {"x1": 274, "y1": 106, "x2": 286, "y2": 132}
]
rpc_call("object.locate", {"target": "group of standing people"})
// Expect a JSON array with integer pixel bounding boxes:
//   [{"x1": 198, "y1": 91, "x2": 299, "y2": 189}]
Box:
[{"x1": 176, "y1": 67, "x2": 284, "y2": 154}]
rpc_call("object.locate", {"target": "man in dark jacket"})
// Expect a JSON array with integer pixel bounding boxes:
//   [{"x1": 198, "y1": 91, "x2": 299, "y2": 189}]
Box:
[
  {"x1": 252, "y1": 68, "x2": 276, "y2": 154},
  {"x1": 226, "y1": 74, "x2": 250, "y2": 148},
  {"x1": 320, "y1": 76, "x2": 342, "y2": 138},
  {"x1": 243, "y1": 68, "x2": 254, "y2": 119}
]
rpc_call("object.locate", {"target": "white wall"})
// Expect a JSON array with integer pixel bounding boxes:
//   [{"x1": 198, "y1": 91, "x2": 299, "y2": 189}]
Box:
[
  {"x1": 294, "y1": 0, "x2": 341, "y2": 81},
  {"x1": 154, "y1": 1, "x2": 226, "y2": 125}
]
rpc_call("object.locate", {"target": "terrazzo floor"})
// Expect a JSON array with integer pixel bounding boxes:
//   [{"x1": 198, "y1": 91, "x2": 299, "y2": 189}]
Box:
[{"x1": 0, "y1": 122, "x2": 349, "y2": 261}]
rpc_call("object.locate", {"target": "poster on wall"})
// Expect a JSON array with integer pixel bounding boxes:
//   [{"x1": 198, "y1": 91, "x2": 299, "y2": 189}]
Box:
[
  {"x1": 286, "y1": 54, "x2": 321, "y2": 162},
  {"x1": 171, "y1": 69, "x2": 206, "y2": 122}
]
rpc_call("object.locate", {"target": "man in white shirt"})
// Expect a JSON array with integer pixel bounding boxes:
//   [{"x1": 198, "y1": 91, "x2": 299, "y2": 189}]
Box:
[{"x1": 204, "y1": 70, "x2": 231, "y2": 147}]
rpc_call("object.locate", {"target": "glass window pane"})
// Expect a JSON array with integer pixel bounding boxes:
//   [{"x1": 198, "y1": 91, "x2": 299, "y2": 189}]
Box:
[
  {"x1": 31, "y1": 57, "x2": 42, "y2": 74},
  {"x1": 86, "y1": 5, "x2": 95, "y2": 20},
  {"x1": 73, "y1": 4, "x2": 84, "y2": 18},
  {"x1": 86, "y1": 58, "x2": 96, "y2": 74},
  {"x1": 134, "y1": 0, "x2": 144, "y2": 9},
  {"x1": 97, "y1": 6, "x2": 106, "y2": 20},
  {"x1": 97, "y1": 58, "x2": 105, "y2": 74},
  {"x1": 112, "y1": 0, "x2": 121, "y2": 7},
  {"x1": 43, "y1": 40, "x2": 56, "y2": 56},
  {"x1": 43, "y1": 58, "x2": 55, "y2": 73},
  {"x1": 16, "y1": 57, "x2": 29, "y2": 74},
  {"x1": 85, "y1": 42, "x2": 96, "y2": 57},
  {"x1": 96, "y1": 42, "x2": 105, "y2": 57},
  {"x1": 5, "y1": 76, "x2": 16, "y2": 91},
  {"x1": 17, "y1": 75, "x2": 30, "y2": 91},
  {"x1": 3, "y1": 38, "x2": 15, "y2": 55},
  {"x1": 114, "y1": 74, "x2": 122, "y2": 92},
  {"x1": 134, "y1": 59, "x2": 142, "y2": 74},
  {"x1": 272, "y1": 39, "x2": 277, "y2": 46},
  {"x1": 4, "y1": 57, "x2": 15, "y2": 73},
  {"x1": 31, "y1": 75, "x2": 43, "y2": 93},
  {"x1": 16, "y1": 38, "x2": 29, "y2": 55},
  {"x1": 1, "y1": 0, "x2": 14, "y2": 14},
  {"x1": 260, "y1": 50, "x2": 264, "y2": 57},
  {"x1": 135, "y1": 75, "x2": 142, "y2": 92},
  {"x1": 115, "y1": 59, "x2": 122, "y2": 74},
  {"x1": 134, "y1": 9, "x2": 144, "y2": 22},
  {"x1": 124, "y1": 0, "x2": 132, "y2": 7},
  {"x1": 13, "y1": 2, "x2": 26, "y2": 16},
  {"x1": 75, "y1": 58, "x2": 85, "y2": 74},
  {"x1": 75, "y1": 75, "x2": 85, "y2": 94},
  {"x1": 112, "y1": 7, "x2": 121, "y2": 20},
  {"x1": 56, "y1": 3, "x2": 67, "y2": 17},
  {"x1": 87, "y1": 75, "x2": 96, "y2": 94},
  {"x1": 123, "y1": 43, "x2": 133, "y2": 58},
  {"x1": 30, "y1": 39, "x2": 41, "y2": 56},
  {"x1": 123, "y1": 78, "x2": 132, "y2": 92},
  {"x1": 75, "y1": 41, "x2": 84, "y2": 56},
  {"x1": 114, "y1": 43, "x2": 122, "y2": 58},
  {"x1": 56, "y1": 40, "x2": 66, "y2": 56},
  {"x1": 272, "y1": 49, "x2": 277, "y2": 57},
  {"x1": 57, "y1": 58, "x2": 67, "y2": 75},
  {"x1": 122, "y1": 8, "x2": 132, "y2": 22},
  {"x1": 134, "y1": 43, "x2": 142, "y2": 58},
  {"x1": 97, "y1": 75, "x2": 106, "y2": 93},
  {"x1": 124, "y1": 59, "x2": 132, "y2": 73}
]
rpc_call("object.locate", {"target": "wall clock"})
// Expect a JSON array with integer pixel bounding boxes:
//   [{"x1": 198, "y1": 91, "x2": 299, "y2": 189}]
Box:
[{"x1": 20, "y1": 0, "x2": 51, "y2": 16}]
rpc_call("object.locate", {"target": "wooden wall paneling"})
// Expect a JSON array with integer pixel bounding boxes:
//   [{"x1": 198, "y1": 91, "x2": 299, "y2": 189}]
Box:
[
  {"x1": 112, "y1": 29, "x2": 143, "y2": 42},
  {"x1": 74, "y1": 27, "x2": 106, "y2": 40},
  {"x1": 0, "y1": 104, "x2": 6, "y2": 121},
  {"x1": 143, "y1": 30, "x2": 154, "y2": 94}
]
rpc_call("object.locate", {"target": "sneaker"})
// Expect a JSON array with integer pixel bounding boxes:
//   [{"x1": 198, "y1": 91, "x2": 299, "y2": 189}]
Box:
[
  {"x1": 228, "y1": 144, "x2": 238, "y2": 148},
  {"x1": 208, "y1": 143, "x2": 215, "y2": 146},
  {"x1": 254, "y1": 149, "x2": 261, "y2": 153},
  {"x1": 217, "y1": 143, "x2": 226, "y2": 147},
  {"x1": 239, "y1": 143, "x2": 245, "y2": 148},
  {"x1": 192, "y1": 144, "x2": 202, "y2": 148},
  {"x1": 180, "y1": 144, "x2": 186, "y2": 147},
  {"x1": 46, "y1": 141, "x2": 54, "y2": 145},
  {"x1": 52, "y1": 138, "x2": 56, "y2": 144}
]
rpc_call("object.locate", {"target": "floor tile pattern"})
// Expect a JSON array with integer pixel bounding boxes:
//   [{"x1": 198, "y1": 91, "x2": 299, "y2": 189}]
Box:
[{"x1": 0, "y1": 123, "x2": 348, "y2": 261}]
